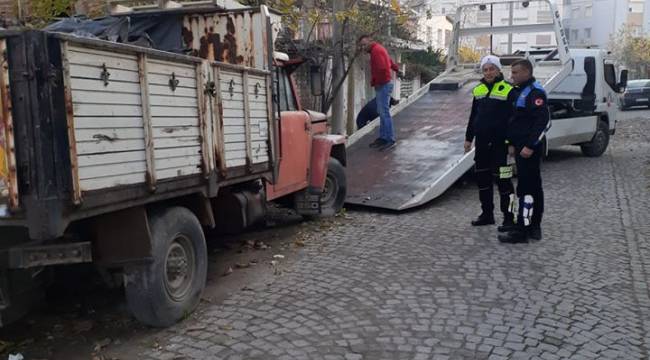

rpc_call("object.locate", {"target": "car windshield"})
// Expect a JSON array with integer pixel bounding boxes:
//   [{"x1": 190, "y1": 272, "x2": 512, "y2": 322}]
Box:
[{"x1": 627, "y1": 80, "x2": 650, "y2": 88}]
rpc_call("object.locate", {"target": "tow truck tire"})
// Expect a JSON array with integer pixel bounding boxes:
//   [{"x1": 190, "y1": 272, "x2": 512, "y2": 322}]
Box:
[
  {"x1": 580, "y1": 120, "x2": 609, "y2": 157},
  {"x1": 319, "y1": 158, "x2": 347, "y2": 217},
  {"x1": 124, "y1": 207, "x2": 207, "y2": 327}
]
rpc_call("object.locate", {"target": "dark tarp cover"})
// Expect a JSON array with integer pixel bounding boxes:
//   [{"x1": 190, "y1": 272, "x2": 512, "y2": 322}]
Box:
[{"x1": 44, "y1": 15, "x2": 186, "y2": 54}]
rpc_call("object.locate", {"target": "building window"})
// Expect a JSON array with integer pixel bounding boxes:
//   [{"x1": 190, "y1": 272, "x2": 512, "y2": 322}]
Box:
[
  {"x1": 444, "y1": 30, "x2": 451, "y2": 47},
  {"x1": 426, "y1": 26, "x2": 433, "y2": 45},
  {"x1": 537, "y1": 10, "x2": 552, "y2": 23},
  {"x1": 585, "y1": 5, "x2": 592, "y2": 17},
  {"x1": 536, "y1": 34, "x2": 552, "y2": 45},
  {"x1": 437, "y1": 29, "x2": 443, "y2": 47},
  {"x1": 584, "y1": 28, "x2": 591, "y2": 41},
  {"x1": 571, "y1": 29, "x2": 579, "y2": 41},
  {"x1": 571, "y1": 6, "x2": 580, "y2": 17},
  {"x1": 630, "y1": 3, "x2": 644, "y2": 13}
]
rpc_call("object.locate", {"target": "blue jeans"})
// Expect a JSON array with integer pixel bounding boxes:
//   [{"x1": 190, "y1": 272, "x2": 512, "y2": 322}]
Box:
[{"x1": 375, "y1": 82, "x2": 395, "y2": 142}]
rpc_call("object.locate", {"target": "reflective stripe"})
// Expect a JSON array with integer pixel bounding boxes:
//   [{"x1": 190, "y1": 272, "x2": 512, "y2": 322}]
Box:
[
  {"x1": 473, "y1": 80, "x2": 512, "y2": 100},
  {"x1": 499, "y1": 165, "x2": 513, "y2": 179},
  {"x1": 516, "y1": 81, "x2": 545, "y2": 108}
]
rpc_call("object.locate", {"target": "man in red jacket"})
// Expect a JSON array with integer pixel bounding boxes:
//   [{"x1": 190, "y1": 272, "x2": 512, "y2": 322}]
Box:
[{"x1": 358, "y1": 35, "x2": 400, "y2": 151}]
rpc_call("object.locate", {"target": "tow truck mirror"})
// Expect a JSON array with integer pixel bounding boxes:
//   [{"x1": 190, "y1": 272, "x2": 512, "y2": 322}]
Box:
[
  {"x1": 310, "y1": 64, "x2": 323, "y2": 97},
  {"x1": 618, "y1": 69, "x2": 628, "y2": 93}
]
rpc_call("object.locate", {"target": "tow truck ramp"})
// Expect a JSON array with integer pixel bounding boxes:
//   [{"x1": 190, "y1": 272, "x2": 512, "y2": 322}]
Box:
[{"x1": 345, "y1": 81, "x2": 477, "y2": 211}]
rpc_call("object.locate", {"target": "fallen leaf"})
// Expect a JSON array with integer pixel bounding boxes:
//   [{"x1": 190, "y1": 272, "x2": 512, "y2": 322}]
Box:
[
  {"x1": 73, "y1": 320, "x2": 94, "y2": 333},
  {"x1": 235, "y1": 262, "x2": 250, "y2": 269},
  {"x1": 294, "y1": 239, "x2": 305, "y2": 247},
  {"x1": 94, "y1": 338, "x2": 112, "y2": 352},
  {"x1": 223, "y1": 266, "x2": 233, "y2": 276}
]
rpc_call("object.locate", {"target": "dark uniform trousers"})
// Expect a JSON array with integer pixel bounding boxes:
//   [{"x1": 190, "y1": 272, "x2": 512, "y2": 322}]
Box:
[
  {"x1": 514, "y1": 145, "x2": 544, "y2": 227},
  {"x1": 474, "y1": 140, "x2": 515, "y2": 217}
]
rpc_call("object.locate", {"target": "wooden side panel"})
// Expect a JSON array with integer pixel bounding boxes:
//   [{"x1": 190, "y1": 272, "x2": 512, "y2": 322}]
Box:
[
  {"x1": 219, "y1": 70, "x2": 247, "y2": 168},
  {"x1": 66, "y1": 45, "x2": 147, "y2": 192},
  {"x1": 146, "y1": 58, "x2": 202, "y2": 180},
  {"x1": 247, "y1": 73, "x2": 270, "y2": 164}
]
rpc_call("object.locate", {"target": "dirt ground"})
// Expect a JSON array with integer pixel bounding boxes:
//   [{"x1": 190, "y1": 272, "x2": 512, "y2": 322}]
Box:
[{"x1": 0, "y1": 207, "x2": 352, "y2": 360}]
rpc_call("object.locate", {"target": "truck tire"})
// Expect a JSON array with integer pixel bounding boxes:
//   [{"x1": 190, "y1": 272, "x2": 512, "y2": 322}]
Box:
[
  {"x1": 319, "y1": 158, "x2": 347, "y2": 217},
  {"x1": 124, "y1": 207, "x2": 207, "y2": 327},
  {"x1": 580, "y1": 120, "x2": 609, "y2": 157}
]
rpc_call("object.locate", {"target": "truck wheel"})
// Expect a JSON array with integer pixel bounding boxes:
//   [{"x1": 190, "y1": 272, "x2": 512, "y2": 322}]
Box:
[
  {"x1": 319, "y1": 158, "x2": 347, "y2": 217},
  {"x1": 124, "y1": 207, "x2": 207, "y2": 327},
  {"x1": 580, "y1": 120, "x2": 609, "y2": 157}
]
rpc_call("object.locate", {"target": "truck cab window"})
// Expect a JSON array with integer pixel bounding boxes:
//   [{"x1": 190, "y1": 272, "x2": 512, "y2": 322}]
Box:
[
  {"x1": 274, "y1": 68, "x2": 297, "y2": 112},
  {"x1": 603, "y1": 63, "x2": 617, "y2": 92}
]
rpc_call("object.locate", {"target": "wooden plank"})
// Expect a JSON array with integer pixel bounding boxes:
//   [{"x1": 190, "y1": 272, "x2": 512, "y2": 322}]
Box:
[
  {"x1": 223, "y1": 126, "x2": 246, "y2": 135},
  {"x1": 225, "y1": 158, "x2": 247, "y2": 168},
  {"x1": 149, "y1": 94, "x2": 198, "y2": 107},
  {"x1": 67, "y1": 47, "x2": 139, "y2": 71},
  {"x1": 220, "y1": 83, "x2": 244, "y2": 94},
  {"x1": 150, "y1": 106, "x2": 198, "y2": 117},
  {"x1": 153, "y1": 136, "x2": 201, "y2": 149},
  {"x1": 68, "y1": 45, "x2": 138, "y2": 62},
  {"x1": 69, "y1": 64, "x2": 139, "y2": 83},
  {"x1": 224, "y1": 142, "x2": 246, "y2": 151},
  {"x1": 76, "y1": 139, "x2": 146, "y2": 155},
  {"x1": 147, "y1": 59, "x2": 196, "y2": 78},
  {"x1": 74, "y1": 103, "x2": 143, "y2": 117},
  {"x1": 223, "y1": 118, "x2": 246, "y2": 127},
  {"x1": 139, "y1": 53, "x2": 157, "y2": 191},
  {"x1": 71, "y1": 90, "x2": 142, "y2": 106},
  {"x1": 223, "y1": 108, "x2": 245, "y2": 118},
  {"x1": 151, "y1": 117, "x2": 199, "y2": 127},
  {"x1": 74, "y1": 117, "x2": 144, "y2": 129},
  {"x1": 154, "y1": 146, "x2": 201, "y2": 159},
  {"x1": 152, "y1": 126, "x2": 200, "y2": 138},
  {"x1": 78, "y1": 160, "x2": 147, "y2": 179},
  {"x1": 250, "y1": 109, "x2": 267, "y2": 118},
  {"x1": 155, "y1": 155, "x2": 202, "y2": 170},
  {"x1": 148, "y1": 73, "x2": 196, "y2": 88},
  {"x1": 80, "y1": 172, "x2": 145, "y2": 191},
  {"x1": 148, "y1": 84, "x2": 197, "y2": 97},
  {"x1": 224, "y1": 134, "x2": 246, "y2": 143},
  {"x1": 61, "y1": 41, "x2": 83, "y2": 204},
  {"x1": 70, "y1": 77, "x2": 141, "y2": 94},
  {"x1": 212, "y1": 66, "x2": 227, "y2": 175},
  {"x1": 74, "y1": 128, "x2": 145, "y2": 142},
  {"x1": 157, "y1": 165, "x2": 201, "y2": 179},
  {"x1": 196, "y1": 62, "x2": 211, "y2": 176},
  {"x1": 78, "y1": 151, "x2": 146, "y2": 167}
]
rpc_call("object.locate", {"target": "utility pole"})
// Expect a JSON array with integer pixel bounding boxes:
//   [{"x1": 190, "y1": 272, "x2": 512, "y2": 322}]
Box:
[{"x1": 331, "y1": 0, "x2": 345, "y2": 135}]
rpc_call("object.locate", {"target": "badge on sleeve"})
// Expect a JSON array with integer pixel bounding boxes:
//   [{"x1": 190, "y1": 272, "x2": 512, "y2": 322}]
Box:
[{"x1": 534, "y1": 97, "x2": 544, "y2": 107}]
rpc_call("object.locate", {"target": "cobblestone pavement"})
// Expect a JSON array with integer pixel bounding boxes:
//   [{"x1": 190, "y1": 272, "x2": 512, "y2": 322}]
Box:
[{"x1": 141, "y1": 118, "x2": 650, "y2": 360}]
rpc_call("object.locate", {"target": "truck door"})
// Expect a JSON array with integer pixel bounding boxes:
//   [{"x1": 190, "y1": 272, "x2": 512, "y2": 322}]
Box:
[{"x1": 266, "y1": 68, "x2": 311, "y2": 200}]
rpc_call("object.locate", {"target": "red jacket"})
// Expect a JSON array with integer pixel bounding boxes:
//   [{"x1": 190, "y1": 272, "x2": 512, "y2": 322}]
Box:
[{"x1": 368, "y1": 42, "x2": 399, "y2": 87}]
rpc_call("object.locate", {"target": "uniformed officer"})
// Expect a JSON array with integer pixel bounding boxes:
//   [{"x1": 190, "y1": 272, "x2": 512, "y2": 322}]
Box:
[
  {"x1": 498, "y1": 59, "x2": 550, "y2": 243},
  {"x1": 465, "y1": 55, "x2": 516, "y2": 229}
]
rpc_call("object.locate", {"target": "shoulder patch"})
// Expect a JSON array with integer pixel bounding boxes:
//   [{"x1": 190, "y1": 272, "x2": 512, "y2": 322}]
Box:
[
  {"x1": 498, "y1": 85, "x2": 505, "y2": 91},
  {"x1": 534, "y1": 97, "x2": 544, "y2": 106}
]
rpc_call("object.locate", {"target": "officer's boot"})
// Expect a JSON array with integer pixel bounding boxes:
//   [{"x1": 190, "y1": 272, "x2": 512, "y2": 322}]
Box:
[
  {"x1": 497, "y1": 228, "x2": 528, "y2": 243},
  {"x1": 497, "y1": 191, "x2": 516, "y2": 233},
  {"x1": 529, "y1": 212, "x2": 543, "y2": 241},
  {"x1": 472, "y1": 169, "x2": 495, "y2": 226}
]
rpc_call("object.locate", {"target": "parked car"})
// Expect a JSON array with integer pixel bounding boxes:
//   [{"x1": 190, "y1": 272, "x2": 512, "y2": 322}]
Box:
[{"x1": 621, "y1": 79, "x2": 650, "y2": 110}]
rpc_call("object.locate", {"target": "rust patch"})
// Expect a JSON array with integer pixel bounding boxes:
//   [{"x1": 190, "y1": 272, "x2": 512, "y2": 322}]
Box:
[{"x1": 182, "y1": 26, "x2": 194, "y2": 49}]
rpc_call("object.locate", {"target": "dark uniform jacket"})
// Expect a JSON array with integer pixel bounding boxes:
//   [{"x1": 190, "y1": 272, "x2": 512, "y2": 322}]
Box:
[
  {"x1": 465, "y1": 75, "x2": 513, "y2": 147},
  {"x1": 506, "y1": 77, "x2": 551, "y2": 149}
]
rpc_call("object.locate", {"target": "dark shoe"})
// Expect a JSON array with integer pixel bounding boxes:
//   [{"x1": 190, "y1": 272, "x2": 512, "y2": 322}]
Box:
[
  {"x1": 498, "y1": 230, "x2": 528, "y2": 243},
  {"x1": 471, "y1": 214, "x2": 495, "y2": 226},
  {"x1": 378, "y1": 140, "x2": 397, "y2": 151},
  {"x1": 528, "y1": 227, "x2": 542, "y2": 241},
  {"x1": 390, "y1": 97, "x2": 400, "y2": 106},
  {"x1": 369, "y1": 138, "x2": 387, "y2": 148},
  {"x1": 497, "y1": 218, "x2": 516, "y2": 233}
]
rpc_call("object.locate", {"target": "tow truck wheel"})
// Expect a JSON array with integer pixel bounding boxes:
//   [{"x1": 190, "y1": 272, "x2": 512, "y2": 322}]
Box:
[
  {"x1": 319, "y1": 158, "x2": 347, "y2": 217},
  {"x1": 124, "y1": 207, "x2": 207, "y2": 327},
  {"x1": 580, "y1": 120, "x2": 609, "y2": 157}
]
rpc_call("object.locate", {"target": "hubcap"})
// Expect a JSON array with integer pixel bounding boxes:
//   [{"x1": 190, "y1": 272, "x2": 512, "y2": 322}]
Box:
[
  {"x1": 164, "y1": 235, "x2": 195, "y2": 302},
  {"x1": 321, "y1": 175, "x2": 337, "y2": 206}
]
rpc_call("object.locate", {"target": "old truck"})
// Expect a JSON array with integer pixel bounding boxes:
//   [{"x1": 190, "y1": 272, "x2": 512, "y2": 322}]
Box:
[{"x1": 0, "y1": 3, "x2": 346, "y2": 327}]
